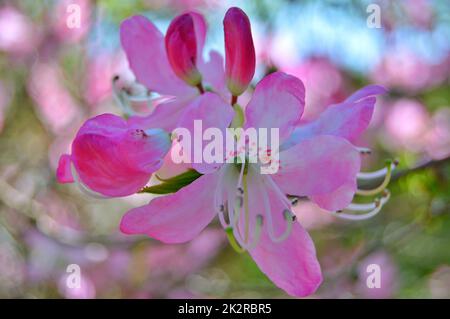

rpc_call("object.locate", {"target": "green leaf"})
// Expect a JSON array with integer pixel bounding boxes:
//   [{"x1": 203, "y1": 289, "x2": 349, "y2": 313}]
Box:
[{"x1": 138, "y1": 169, "x2": 203, "y2": 195}]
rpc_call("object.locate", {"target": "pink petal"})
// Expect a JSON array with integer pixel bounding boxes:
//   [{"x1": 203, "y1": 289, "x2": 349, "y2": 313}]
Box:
[
  {"x1": 120, "y1": 172, "x2": 219, "y2": 243},
  {"x1": 199, "y1": 50, "x2": 229, "y2": 98},
  {"x1": 120, "y1": 15, "x2": 194, "y2": 96},
  {"x1": 246, "y1": 174, "x2": 322, "y2": 297},
  {"x1": 345, "y1": 84, "x2": 387, "y2": 103},
  {"x1": 128, "y1": 96, "x2": 193, "y2": 132},
  {"x1": 310, "y1": 180, "x2": 357, "y2": 211},
  {"x1": 223, "y1": 7, "x2": 255, "y2": 96},
  {"x1": 189, "y1": 11, "x2": 207, "y2": 60},
  {"x1": 250, "y1": 223, "x2": 322, "y2": 297},
  {"x1": 71, "y1": 114, "x2": 171, "y2": 197},
  {"x1": 165, "y1": 13, "x2": 201, "y2": 86},
  {"x1": 56, "y1": 154, "x2": 74, "y2": 183},
  {"x1": 274, "y1": 135, "x2": 360, "y2": 197},
  {"x1": 283, "y1": 85, "x2": 386, "y2": 148},
  {"x1": 245, "y1": 72, "x2": 305, "y2": 142},
  {"x1": 177, "y1": 92, "x2": 234, "y2": 174}
]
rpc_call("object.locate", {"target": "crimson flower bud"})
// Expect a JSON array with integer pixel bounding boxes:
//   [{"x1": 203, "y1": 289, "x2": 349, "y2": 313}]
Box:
[
  {"x1": 165, "y1": 13, "x2": 202, "y2": 86},
  {"x1": 223, "y1": 7, "x2": 256, "y2": 96}
]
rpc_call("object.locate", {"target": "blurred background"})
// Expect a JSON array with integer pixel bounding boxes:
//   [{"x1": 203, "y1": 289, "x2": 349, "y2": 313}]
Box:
[{"x1": 0, "y1": 0, "x2": 449, "y2": 298}]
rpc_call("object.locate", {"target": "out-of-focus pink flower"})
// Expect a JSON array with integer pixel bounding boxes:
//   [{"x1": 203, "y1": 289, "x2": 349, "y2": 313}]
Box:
[
  {"x1": 224, "y1": 7, "x2": 256, "y2": 97},
  {"x1": 59, "y1": 273, "x2": 96, "y2": 299},
  {"x1": 372, "y1": 48, "x2": 448, "y2": 93},
  {"x1": 284, "y1": 58, "x2": 345, "y2": 121},
  {"x1": 403, "y1": 0, "x2": 433, "y2": 29},
  {"x1": 255, "y1": 32, "x2": 298, "y2": 70},
  {"x1": 424, "y1": 107, "x2": 450, "y2": 160},
  {"x1": 384, "y1": 99, "x2": 430, "y2": 152},
  {"x1": 0, "y1": 6, "x2": 38, "y2": 55},
  {"x1": 165, "y1": 12, "x2": 203, "y2": 86},
  {"x1": 120, "y1": 72, "x2": 386, "y2": 297},
  {"x1": 56, "y1": 114, "x2": 171, "y2": 197},
  {"x1": 28, "y1": 62, "x2": 81, "y2": 134},
  {"x1": 52, "y1": 0, "x2": 91, "y2": 43},
  {"x1": 356, "y1": 251, "x2": 397, "y2": 298}
]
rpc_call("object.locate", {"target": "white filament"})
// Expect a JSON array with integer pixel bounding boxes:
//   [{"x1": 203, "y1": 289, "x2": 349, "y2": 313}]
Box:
[
  {"x1": 331, "y1": 190, "x2": 391, "y2": 221},
  {"x1": 357, "y1": 162, "x2": 397, "y2": 180}
]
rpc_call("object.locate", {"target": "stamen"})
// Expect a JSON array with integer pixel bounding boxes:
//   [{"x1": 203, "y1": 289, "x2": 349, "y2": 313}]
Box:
[
  {"x1": 260, "y1": 176, "x2": 294, "y2": 243},
  {"x1": 112, "y1": 75, "x2": 161, "y2": 115},
  {"x1": 112, "y1": 76, "x2": 136, "y2": 116},
  {"x1": 215, "y1": 166, "x2": 233, "y2": 228},
  {"x1": 225, "y1": 227, "x2": 246, "y2": 253},
  {"x1": 356, "y1": 160, "x2": 395, "y2": 196},
  {"x1": 264, "y1": 175, "x2": 292, "y2": 209},
  {"x1": 357, "y1": 160, "x2": 398, "y2": 180},
  {"x1": 226, "y1": 215, "x2": 263, "y2": 252},
  {"x1": 330, "y1": 190, "x2": 390, "y2": 220}
]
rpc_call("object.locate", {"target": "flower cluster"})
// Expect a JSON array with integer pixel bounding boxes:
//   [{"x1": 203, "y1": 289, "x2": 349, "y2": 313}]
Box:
[{"x1": 57, "y1": 7, "x2": 390, "y2": 297}]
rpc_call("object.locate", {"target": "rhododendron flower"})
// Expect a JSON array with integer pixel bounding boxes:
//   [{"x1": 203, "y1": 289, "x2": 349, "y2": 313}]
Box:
[
  {"x1": 57, "y1": 7, "x2": 392, "y2": 298},
  {"x1": 120, "y1": 71, "x2": 388, "y2": 296},
  {"x1": 57, "y1": 114, "x2": 171, "y2": 197}
]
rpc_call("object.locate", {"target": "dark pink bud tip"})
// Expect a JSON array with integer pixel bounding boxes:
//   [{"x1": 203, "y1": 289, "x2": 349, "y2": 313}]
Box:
[
  {"x1": 223, "y1": 7, "x2": 256, "y2": 96},
  {"x1": 165, "y1": 13, "x2": 202, "y2": 86}
]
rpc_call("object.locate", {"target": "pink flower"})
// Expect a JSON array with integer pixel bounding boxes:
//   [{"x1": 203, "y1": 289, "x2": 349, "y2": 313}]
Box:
[
  {"x1": 224, "y1": 7, "x2": 256, "y2": 97},
  {"x1": 120, "y1": 13, "x2": 228, "y2": 131},
  {"x1": 52, "y1": 0, "x2": 91, "y2": 44},
  {"x1": 356, "y1": 251, "x2": 397, "y2": 298},
  {"x1": 27, "y1": 62, "x2": 82, "y2": 134},
  {"x1": 120, "y1": 72, "x2": 387, "y2": 297},
  {"x1": 56, "y1": 114, "x2": 171, "y2": 197},
  {"x1": 0, "y1": 6, "x2": 38, "y2": 56}
]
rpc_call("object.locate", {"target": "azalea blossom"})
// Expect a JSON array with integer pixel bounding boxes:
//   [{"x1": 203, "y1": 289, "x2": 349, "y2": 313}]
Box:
[
  {"x1": 57, "y1": 7, "x2": 392, "y2": 297},
  {"x1": 120, "y1": 71, "x2": 389, "y2": 297}
]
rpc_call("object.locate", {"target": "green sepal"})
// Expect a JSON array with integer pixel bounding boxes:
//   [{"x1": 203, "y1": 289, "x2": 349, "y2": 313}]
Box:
[{"x1": 138, "y1": 169, "x2": 203, "y2": 195}]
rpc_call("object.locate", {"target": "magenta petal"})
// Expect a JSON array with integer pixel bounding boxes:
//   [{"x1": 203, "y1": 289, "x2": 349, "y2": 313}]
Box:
[
  {"x1": 56, "y1": 154, "x2": 74, "y2": 183},
  {"x1": 310, "y1": 180, "x2": 357, "y2": 211},
  {"x1": 120, "y1": 172, "x2": 219, "y2": 243},
  {"x1": 71, "y1": 114, "x2": 171, "y2": 197},
  {"x1": 274, "y1": 135, "x2": 360, "y2": 197},
  {"x1": 245, "y1": 72, "x2": 305, "y2": 142},
  {"x1": 120, "y1": 15, "x2": 194, "y2": 96}
]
